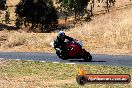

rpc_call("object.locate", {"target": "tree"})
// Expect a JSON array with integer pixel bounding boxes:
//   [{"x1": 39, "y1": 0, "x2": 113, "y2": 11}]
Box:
[
  {"x1": 0, "y1": 0, "x2": 6, "y2": 10},
  {"x1": 58, "y1": 0, "x2": 88, "y2": 21},
  {"x1": 5, "y1": 10, "x2": 10, "y2": 24},
  {"x1": 15, "y1": 0, "x2": 58, "y2": 32}
]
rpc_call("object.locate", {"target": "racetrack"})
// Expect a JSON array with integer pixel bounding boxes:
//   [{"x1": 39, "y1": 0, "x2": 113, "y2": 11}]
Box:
[{"x1": 0, "y1": 52, "x2": 132, "y2": 67}]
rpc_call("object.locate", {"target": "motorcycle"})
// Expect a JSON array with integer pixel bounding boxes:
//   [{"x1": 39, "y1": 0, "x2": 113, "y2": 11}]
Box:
[{"x1": 50, "y1": 39, "x2": 92, "y2": 62}]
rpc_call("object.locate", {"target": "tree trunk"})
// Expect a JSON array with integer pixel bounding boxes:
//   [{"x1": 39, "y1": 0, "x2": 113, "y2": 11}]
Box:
[{"x1": 74, "y1": 7, "x2": 77, "y2": 21}]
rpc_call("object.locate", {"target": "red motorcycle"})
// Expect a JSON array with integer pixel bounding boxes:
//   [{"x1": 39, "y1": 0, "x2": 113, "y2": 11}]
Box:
[{"x1": 50, "y1": 39, "x2": 92, "y2": 62}]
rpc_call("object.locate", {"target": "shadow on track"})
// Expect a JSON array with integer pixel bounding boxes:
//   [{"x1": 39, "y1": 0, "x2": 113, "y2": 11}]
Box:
[{"x1": 69, "y1": 59, "x2": 106, "y2": 62}]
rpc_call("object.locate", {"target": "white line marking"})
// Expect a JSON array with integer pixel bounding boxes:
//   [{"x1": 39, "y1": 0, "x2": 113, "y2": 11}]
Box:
[
  {"x1": 27, "y1": 60, "x2": 33, "y2": 62},
  {"x1": 15, "y1": 59, "x2": 21, "y2": 60},
  {"x1": 40, "y1": 61, "x2": 46, "y2": 63},
  {"x1": 52, "y1": 62, "x2": 59, "y2": 63},
  {"x1": 65, "y1": 63, "x2": 76, "y2": 64},
  {"x1": 13, "y1": 59, "x2": 77, "y2": 65}
]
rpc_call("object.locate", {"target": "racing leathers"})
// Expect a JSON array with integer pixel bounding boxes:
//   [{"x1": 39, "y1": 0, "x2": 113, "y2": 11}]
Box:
[{"x1": 53, "y1": 35, "x2": 74, "y2": 57}]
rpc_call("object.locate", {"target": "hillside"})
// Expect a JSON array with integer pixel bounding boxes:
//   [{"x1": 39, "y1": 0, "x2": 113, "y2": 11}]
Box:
[
  {"x1": 68, "y1": 5, "x2": 132, "y2": 55},
  {"x1": 0, "y1": 3, "x2": 132, "y2": 55}
]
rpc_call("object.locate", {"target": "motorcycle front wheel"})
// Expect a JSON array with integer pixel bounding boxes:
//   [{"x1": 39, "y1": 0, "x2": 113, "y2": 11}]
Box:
[
  {"x1": 83, "y1": 52, "x2": 92, "y2": 62},
  {"x1": 56, "y1": 51, "x2": 68, "y2": 60}
]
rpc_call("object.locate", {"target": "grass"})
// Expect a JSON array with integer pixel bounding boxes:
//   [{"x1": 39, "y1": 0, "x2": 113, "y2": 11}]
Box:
[
  {"x1": 0, "y1": 60, "x2": 76, "y2": 80},
  {"x1": 63, "y1": 83, "x2": 132, "y2": 88},
  {"x1": 0, "y1": 59, "x2": 132, "y2": 88},
  {"x1": 0, "y1": 31, "x2": 56, "y2": 52}
]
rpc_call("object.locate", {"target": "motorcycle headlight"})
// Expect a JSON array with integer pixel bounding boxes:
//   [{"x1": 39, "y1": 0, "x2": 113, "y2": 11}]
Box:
[{"x1": 71, "y1": 47, "x2": 74, "y2": 50}]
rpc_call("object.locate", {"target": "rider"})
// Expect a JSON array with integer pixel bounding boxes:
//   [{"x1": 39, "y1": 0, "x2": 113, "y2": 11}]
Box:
[{"x1": 54, "y1": 31, "x2": 74, "y2": 57}]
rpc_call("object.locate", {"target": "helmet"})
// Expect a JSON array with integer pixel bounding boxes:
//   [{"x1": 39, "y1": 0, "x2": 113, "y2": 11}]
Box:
[{"x1": 57, "y1": 31, "x2": 65, "y2": 38}]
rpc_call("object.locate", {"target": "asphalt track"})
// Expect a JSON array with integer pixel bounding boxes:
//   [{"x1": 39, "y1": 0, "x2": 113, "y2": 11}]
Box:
[{"x1": 0, "y1": 52, "x2": 132, "y2": 67}]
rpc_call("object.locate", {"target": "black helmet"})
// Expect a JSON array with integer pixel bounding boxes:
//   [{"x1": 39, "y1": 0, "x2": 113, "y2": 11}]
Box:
[{"x1": 57, "y1": 31, "x2": 65, "y2": 38}]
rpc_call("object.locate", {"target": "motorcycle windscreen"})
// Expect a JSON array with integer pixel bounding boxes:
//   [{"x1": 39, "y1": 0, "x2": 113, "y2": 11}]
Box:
[{"x1": 78, "y1": 40, "x2": 83, "y2": 47}]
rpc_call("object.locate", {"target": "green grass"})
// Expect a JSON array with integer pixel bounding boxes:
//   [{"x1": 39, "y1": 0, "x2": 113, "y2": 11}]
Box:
[
  {"x1": 0, "y1": 59, "x2": 132, "y2": 88},
  {"x1": 0, "y1": 59, "x2": 77, "y2": 80}
]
